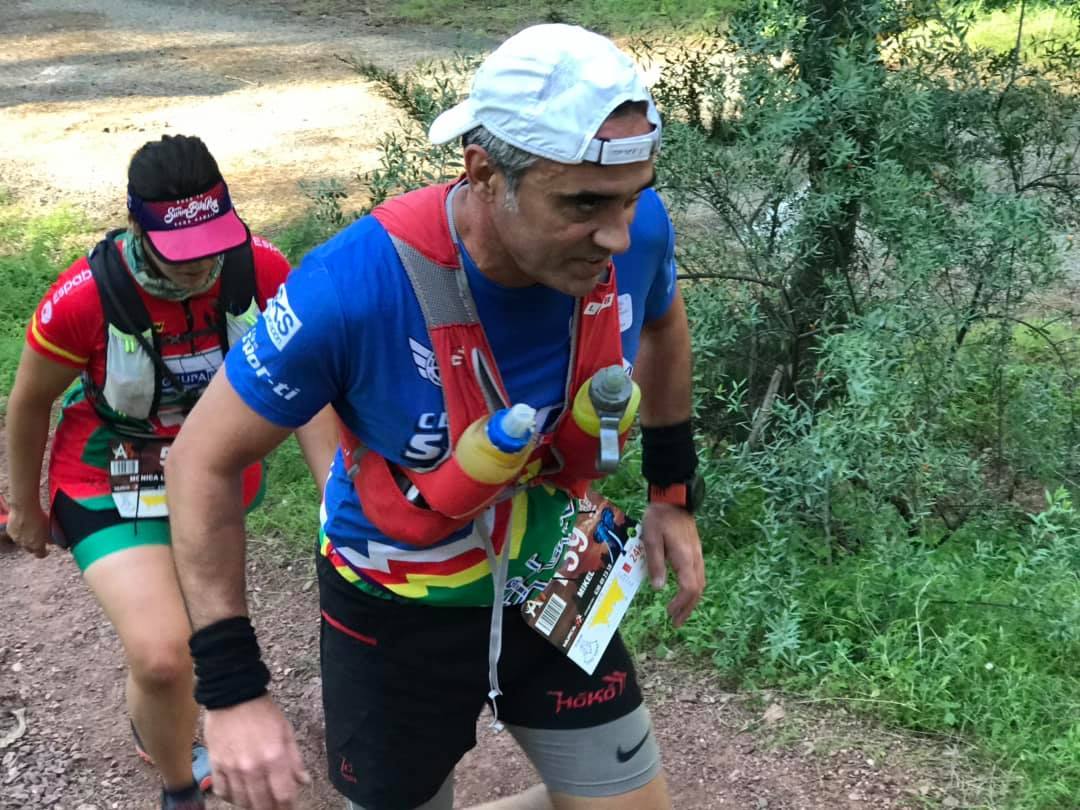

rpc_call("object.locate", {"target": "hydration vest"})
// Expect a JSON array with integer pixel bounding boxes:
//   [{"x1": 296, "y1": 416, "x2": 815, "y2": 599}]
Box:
[
  {"x1": 339, "y1": 182, "x2": 634, "y2": 547},
  {"x1": 84, "y1": 229, "x2": 260, "y2": 432}
]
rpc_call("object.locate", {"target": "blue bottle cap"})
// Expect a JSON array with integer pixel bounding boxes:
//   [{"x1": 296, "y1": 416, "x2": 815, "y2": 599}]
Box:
[{"x1": 487, "y1": 404, "x2": 536, "y2": 453}]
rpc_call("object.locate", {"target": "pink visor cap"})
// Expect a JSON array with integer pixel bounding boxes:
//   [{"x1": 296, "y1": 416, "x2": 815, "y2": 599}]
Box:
[
  {"x1": 428, "y1": 24, "x2": 661, "y2": 165},
  {"x1": 128, "y1": 180, "x2": 249, "y2": 264}
]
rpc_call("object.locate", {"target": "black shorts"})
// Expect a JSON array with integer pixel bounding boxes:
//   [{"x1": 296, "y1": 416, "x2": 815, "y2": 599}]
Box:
[
  {"x1": 50, "y1": 489, "x2": 171, "y2": 571},
  {"x1": 317, "y1": 552, "x2": 646, "y2": 808}
]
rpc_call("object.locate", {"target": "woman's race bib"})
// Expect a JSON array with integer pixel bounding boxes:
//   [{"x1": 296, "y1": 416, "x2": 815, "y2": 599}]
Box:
[{"x1": 108, "y1": 439, "x2": 170, "y2": 518}]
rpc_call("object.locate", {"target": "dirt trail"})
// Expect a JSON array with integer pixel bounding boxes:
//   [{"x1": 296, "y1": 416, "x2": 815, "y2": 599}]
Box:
[
  {"x1": 0, "y1": 537, "x2": 983, "y2": 810},
  {"x1": 1, "y1": 2, "x2": 993, "y2": 808},
  {"x1": 0, "y1": 0, "x2": 488, "y2": 229}
]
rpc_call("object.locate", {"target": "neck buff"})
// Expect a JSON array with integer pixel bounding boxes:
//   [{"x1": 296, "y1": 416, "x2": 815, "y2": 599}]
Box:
[{"x1": 118, "y1": 230, "x2": 223, "y2": 302}]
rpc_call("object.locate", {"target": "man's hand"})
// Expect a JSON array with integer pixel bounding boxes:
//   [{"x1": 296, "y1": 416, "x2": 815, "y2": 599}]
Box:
[
  {"x1": 641, "y1": 503, "x2": 705, "y2": 627},
  {"x1": 205, "y1": 695, "x2": 310, "y2": 810},
  {"x1": 6, "y1": 503, "x2": 50, "y2": 558}
]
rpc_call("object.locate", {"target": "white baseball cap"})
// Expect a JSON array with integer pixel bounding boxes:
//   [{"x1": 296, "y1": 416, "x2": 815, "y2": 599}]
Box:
[{"x1": 428, "y1": 24, "x2": 661, "y2": 166}]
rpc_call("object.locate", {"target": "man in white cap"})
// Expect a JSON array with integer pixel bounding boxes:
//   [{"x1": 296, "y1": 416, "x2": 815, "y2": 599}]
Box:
[{"x1": 167, "y1": 23, "x2": 705, "y2": 810}]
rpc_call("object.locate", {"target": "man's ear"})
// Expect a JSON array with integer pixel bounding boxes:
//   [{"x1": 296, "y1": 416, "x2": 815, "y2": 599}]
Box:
[
  {"x1": 463, "y1": 144, "x2": 499, "y2": 203},
  {"x1": 128, "y1": 216, "x2": 143, "y2": 237}
]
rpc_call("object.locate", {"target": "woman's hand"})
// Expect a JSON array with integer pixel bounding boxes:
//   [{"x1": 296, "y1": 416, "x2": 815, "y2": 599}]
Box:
[
  {"x1": 7, "y1": 503, "x2": 50, "y2": 558},
  {"x1": 4, "y1": 344, "x2": 82, "y2": 558}
]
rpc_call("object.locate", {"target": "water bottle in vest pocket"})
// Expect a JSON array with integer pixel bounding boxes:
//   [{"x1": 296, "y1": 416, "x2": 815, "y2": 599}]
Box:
[
  {"x1": 409, "y1": 404, "x2": 538, "y2": 519},
  {"x1": 346, "y1": 405, "x2": 538, "y2": 546},
  {"x1": 555, "y1": 366, "x2": 640, "y2": 484},
  {"x1": 101, "y1": 324, "x2": 158, "y2": 421}
]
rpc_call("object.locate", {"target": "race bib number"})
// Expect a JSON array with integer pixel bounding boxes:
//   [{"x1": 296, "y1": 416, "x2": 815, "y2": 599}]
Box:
[
  {"x1": 521, "y1": 494, "x2": 646, "y2": 674},
  {"x1": 108, "y1": 440, "x2": 170, "y2": 518}
]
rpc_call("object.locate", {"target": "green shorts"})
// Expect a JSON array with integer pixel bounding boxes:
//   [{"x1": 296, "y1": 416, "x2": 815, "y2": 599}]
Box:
[{"x1": 52, "y1": 476, "x2": 267, "y2": 572}]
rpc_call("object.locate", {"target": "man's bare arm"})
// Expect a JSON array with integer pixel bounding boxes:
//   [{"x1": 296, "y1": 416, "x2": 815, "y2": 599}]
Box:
[
  {"x1": 633, "y1": 289, "x2": 705, "y2": 627},
  {"x1": 165, "y1": 371, "x2": 294, "y2": 628},
  {"x1": 636, "y1": 289, "x2": 692, "y2": 426}
]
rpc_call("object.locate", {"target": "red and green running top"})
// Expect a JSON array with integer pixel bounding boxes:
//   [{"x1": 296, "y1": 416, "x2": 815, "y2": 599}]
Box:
[{"x1": 26, "y1": 231, "x2": 291, "y2": 505}]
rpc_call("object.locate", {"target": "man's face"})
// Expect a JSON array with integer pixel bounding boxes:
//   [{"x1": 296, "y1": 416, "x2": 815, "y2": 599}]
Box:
[{"x1": 490, "y1": 113, "x2": 656, "y2": 297}]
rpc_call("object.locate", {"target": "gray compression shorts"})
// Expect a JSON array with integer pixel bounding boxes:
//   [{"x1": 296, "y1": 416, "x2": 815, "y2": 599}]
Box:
[{"x1": 345, "y1": 704, "x2": 661, "y2": 809}]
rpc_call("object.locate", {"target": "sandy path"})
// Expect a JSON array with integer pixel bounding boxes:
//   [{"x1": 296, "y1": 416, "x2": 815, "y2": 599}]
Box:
[{"x1": 0, "y1": 0, "x2": 487, "y2": 229}]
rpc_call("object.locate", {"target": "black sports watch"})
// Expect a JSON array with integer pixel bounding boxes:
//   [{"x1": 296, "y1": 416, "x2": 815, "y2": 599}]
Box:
[{"x1": 647, "y1": 473, "x2": 705, "y2": 514}]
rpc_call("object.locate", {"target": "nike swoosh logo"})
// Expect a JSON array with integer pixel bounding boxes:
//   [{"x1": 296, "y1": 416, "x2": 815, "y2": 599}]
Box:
[{"x1": 615, "y1": 730, "x2": 651, "y2": 763}]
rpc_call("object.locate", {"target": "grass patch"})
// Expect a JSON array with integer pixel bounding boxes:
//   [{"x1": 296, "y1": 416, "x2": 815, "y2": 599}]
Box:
[
  {"x1": 966, "y1": 5, "x2": 1080, "y2": 56},
  {"x1": 385, "y1": 0, "x2": 1077, "y2": 44},
  {"x1": 247, "y1": 438, "x2": 322, "y2": 553},
  {"x1": 390, "y1": 0, "x2": 742, "y2": 35},
  {"x1": 267, "y1": 179, "x2": 354, "y2": 265},
  {"x1": 0, "y1": 197, "x2": 90, "y2": 395},
  {"x1": 267, "y1": 211, "x2": 336, "y2": 266}
]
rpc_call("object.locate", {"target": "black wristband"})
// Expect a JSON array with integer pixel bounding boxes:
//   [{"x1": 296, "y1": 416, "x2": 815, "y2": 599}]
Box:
[
  {"x1": 189, "y1": 616, "x2": 271, "y2": 710},
  {"x1": 641, "y1": 420, "x2": 698, "y2": 487}
]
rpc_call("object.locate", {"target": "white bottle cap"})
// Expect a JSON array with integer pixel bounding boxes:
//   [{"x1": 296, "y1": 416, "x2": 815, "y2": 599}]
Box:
[{"x1": 501, "y1": 403, "x2": 537, "y2": 438}]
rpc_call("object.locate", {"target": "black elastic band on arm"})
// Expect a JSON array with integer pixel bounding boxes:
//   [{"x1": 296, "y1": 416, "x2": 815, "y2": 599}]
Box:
[
  {"x1": 189, "y1": 616, "x2": 271, "y2": 710},
  {"x1": 641, "y1": 420, "x2": 698, "y2": 487}
]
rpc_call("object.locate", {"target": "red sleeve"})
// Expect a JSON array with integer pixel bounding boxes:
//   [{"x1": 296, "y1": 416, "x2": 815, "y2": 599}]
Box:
[
  {"x1": 250, "y1": 234, "x2": 293, "y2": 309},
  {"x1": 24, "y1": 257, "x2": 102, "y2": 370}
]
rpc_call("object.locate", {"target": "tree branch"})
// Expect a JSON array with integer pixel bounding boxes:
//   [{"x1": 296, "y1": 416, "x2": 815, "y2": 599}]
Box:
[{"x1": 679, "y1": 272, "x2": 783, "y2": 289}]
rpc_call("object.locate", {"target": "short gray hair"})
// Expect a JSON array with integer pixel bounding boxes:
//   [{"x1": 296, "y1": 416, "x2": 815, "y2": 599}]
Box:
[
  {"x1": 462, "y1": 126, "x2": 538, "y2": 207},
  {"x1": 461, "y1": 102, "x2": 651, "y2": 206}
]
